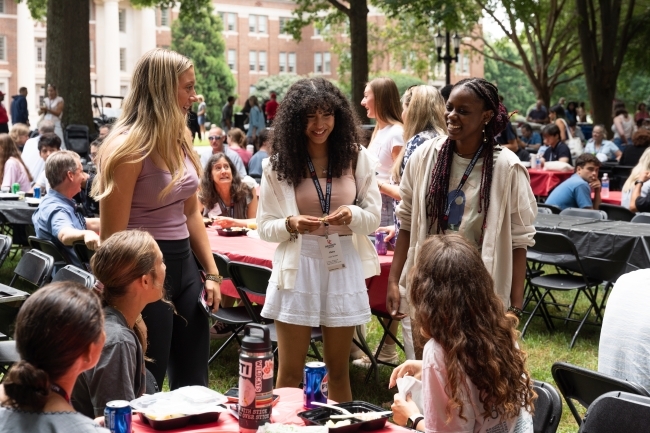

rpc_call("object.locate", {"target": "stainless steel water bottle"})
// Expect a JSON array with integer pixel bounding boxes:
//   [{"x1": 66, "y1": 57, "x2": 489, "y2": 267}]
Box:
[{"x1": 239, "y1": 324, "x2": 274, "y2": 433}]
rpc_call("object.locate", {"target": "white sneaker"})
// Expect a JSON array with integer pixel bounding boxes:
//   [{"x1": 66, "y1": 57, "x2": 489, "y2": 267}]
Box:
[{"x1": 352, "y1": 353, "x2": 400, "y2": 369}]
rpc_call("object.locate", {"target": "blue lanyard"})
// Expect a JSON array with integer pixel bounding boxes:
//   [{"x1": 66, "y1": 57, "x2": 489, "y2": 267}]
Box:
[{"x1": 306, "y1": 155, "x2": 332, "y2": 223}]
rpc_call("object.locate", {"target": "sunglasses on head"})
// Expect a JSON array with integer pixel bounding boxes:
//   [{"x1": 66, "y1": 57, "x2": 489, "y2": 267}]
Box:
[{"x1": 208, "y1": 136, "x2": 223, "y2": 140}]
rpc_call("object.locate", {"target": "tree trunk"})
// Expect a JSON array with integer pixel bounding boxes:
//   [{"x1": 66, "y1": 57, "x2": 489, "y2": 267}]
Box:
[
  {"x1": 46, "y1": 0, "x2": 94, "y2": 134},
  {"x1": 348, "y1": 0, "x2": 369, "y2": 123}
]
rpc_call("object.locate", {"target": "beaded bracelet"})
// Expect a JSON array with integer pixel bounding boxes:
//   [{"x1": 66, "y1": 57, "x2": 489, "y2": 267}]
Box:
[
  {"x1": 285, "y1": 215, "x2": 298, "y2": 241},
  {"x1": 507, "y1": 305, "x2": 523, "y2": 319}
]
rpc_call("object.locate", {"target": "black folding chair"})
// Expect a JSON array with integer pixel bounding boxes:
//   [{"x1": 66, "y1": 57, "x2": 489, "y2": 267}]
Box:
[
  {"x1": 0, "y1": 234, "x2": 13, "y2": 268},
  {"x1": 0, "y1": 340, "x2": 19, "y2": 382},
  {"x1": 532, "y1": 380, "x2": 563, "y2": 433},
  {"x1": 64, "y1": 124, "x2": 90, "y2": 159},
  {"x1": 228, "y1": 261, "x2": 322, "y2": 362},
  {"x1": 52, "y1": 265, "x2": 96, "y2": 289},
  {"x1": 599, "y1": 203, "x2": 635, "y2": 222},
  {"x1": 579, "y1": 391, "x2": 650, "y2": 433},
  {"x1": 28, "y1": 236, "x2": 74, "y2": 271},
  {"x1": 551, "y1": 362, "x2": 650, "y2": 427},
  {"x1": 207, "y1": 253, "x2": 257, "y2": 365},
  {"x1": 611, "y1": 165, "x2": 633, "y2": 191},
  {"x1": 631, "y1": 213, "x2": 650, "y2": 224},
  {"x1": 73, "y1": 240, "x2": 95, "y2": 272},
  {"x1": 522, "y1": 231, "x2": 604, "y2": 348},
  {"x1": 559, "y1": 208, "x2": 608, "y2": 220}
]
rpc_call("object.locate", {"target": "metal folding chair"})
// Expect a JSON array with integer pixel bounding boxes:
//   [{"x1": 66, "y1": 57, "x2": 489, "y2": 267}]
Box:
[
  {"x1": 559, "y1": 208, "x2": 608, "y2": 220},
  {"x1": 52, "y1": 265, "x2": 96, "y2": 289},
  {"x1": 599, "y1": 203, "x2": 635, "y2": 222},
  {"x1": 28, "y1": 236, "x2": 74, "y2": 271},
  {"x1": 631, "y1": 213, "x2": 650, "y2": 224},
  {"x1": 532, "y1": 380, "x2": 563, "y2": 433},
  {"x1": 552, "y1": 362, "x2": 650, "y2": 427},
  {"x1": 579, "y1": 391, "x2": 650, "y2": 433}
]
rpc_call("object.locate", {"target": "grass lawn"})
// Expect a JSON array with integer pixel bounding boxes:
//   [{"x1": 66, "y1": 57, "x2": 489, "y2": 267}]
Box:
[{"x1": 0, "y1": 252, "x2": 598, "y2": 433}]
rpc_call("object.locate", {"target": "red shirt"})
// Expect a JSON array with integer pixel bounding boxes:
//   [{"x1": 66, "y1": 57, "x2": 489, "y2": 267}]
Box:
[
  {"x1": 265, "y1": 99, "x2": 278, "y2": 120},
  {"x1": 0, "y1": 104, "x2": 8, "y2": 124}
]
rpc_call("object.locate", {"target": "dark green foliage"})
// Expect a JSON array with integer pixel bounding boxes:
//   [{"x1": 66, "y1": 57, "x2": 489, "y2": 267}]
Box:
[{"x1": 171, "y1": 0, "x2": 236, "y2": 124}]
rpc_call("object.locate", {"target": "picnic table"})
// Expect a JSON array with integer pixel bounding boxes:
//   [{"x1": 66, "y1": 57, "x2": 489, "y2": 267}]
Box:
[
  {"x1": 528, "y1": 168, "x2": 573, "y2": 197},
  {"x1": 0, "y1": 200, "x2": 36, "y2": 225}
]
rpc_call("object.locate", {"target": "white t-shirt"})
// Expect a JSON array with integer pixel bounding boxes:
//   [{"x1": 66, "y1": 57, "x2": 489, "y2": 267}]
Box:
[
  {"x1": 422, "y1": 339, "x2": 534, "y2": 433},
  {"x1": 22, "y1": 135, "x2": 45, "y2": 182},
  {"x1": 621, "y1": 179, "x2": 650, "y2": 209},
  {"x1": 43, "y1": 96, "x2": 64, "y2": 124},
  {"x1": 369, "y1": 124, "x2": 404, "y2": 183},
  {"x1": 35, "y1": 170, "x2": 51, "y2": 192}
]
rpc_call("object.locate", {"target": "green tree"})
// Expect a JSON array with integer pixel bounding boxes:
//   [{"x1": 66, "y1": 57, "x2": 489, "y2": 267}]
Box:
[
  {"x1": 171, "y1": 0, "x2": 236, "y2": 123},
  {"x1": 483, "y1": 41, "x2": 537, "y2": 114},
  {"x1": 285, "y1": 0, "x2": 369, "y2": 121},
  {"x1": 380, "y1": 0, "x2": 582, "y2": 109},
  {"x1": 575, "y1": 0, "x2": 650, "y2": 128},
  {"x1": 251, "y1": 74, "x2": 305, "y2": 102}
]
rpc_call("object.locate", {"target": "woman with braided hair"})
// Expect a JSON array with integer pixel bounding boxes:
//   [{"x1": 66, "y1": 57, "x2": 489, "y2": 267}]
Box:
[{"x1": 386, "y1": 78, "x2": 536, "y2": 352}]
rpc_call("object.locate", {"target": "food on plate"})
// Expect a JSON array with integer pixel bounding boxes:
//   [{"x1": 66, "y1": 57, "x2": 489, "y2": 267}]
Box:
[
  {"x1": 145, "y1": 413, "x2": 186, "y2": 420},
  {"x1": 325, "y1": 420, "x2": 352, "y2": 428},
  {"x1": 351, "y1": 412, "x2": 384, "y2": 421}
]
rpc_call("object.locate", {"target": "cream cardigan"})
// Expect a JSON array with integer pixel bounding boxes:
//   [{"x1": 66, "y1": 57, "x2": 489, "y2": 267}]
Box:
[
  {"x1": 256, "y1": 146, "x2": 381, "y2": 290},
  {"x1": 396, "y1": 136, "x2": 537, "y2": 309}
]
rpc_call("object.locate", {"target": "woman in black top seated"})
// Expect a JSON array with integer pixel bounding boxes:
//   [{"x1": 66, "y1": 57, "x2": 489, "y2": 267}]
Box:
[
  {"x1": 0, "y1": 283, "x2": 108, "y2": 432},
  {"x1": 72, "y1": 230, "x2": 165, "y2": 418}
]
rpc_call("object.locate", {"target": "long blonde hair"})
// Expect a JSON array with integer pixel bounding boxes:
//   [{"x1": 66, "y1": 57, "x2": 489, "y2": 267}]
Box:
[
  {"x1": 92, "y1": 49, "x2": 201, "y2": 200},
  {"x1": 391, "y1": 85, "x2": 447, "y2": 183},
  {"x1": 623, "y1": 147, "x2": 650, "y2": 193}
]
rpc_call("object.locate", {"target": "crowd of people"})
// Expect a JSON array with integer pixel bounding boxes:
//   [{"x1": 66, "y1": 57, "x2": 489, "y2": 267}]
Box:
[{"x1": 0, "y1": 47, "x2": 648, "y2": 433}]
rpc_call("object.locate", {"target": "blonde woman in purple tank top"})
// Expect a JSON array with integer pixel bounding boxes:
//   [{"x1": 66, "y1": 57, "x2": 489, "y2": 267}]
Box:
[{"x1": 92, "y1": 49, "x2": 222, "y2": 390}]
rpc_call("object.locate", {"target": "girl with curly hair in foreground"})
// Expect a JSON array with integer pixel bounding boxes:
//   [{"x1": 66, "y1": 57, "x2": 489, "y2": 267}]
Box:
[
  {"x1": 257, "y1": 77, "x2": 381, "y2": 401},
  {"x1": 390, "y1": 234, "x2": 535, "y2": 432}
]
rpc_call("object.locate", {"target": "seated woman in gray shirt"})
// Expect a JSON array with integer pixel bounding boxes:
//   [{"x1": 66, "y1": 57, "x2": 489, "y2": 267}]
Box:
[
  {"x1": 72, "y1": 230, "x2": 166, "y2": 418},
  {"x1": 0, "y1": 283, "x2": 108, "y2": 433}
]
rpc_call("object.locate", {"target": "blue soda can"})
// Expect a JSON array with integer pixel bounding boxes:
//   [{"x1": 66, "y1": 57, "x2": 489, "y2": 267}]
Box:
[
  {"x1": 375, "y1": 231, "x2": 388, "y2": 255},
  {"x1": 33, "y1": 186, "x2": 41, "y2": 199},
  {"x1": 304, "y1": 361, "x2": 328, "y2": 409},
  {"x1": 104, "y1": 400, "x2": 132, "y2": 433}
]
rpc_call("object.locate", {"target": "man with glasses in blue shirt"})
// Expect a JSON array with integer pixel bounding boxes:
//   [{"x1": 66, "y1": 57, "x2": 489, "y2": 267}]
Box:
[
  {"x1": 199, "y1": 126, "x2": 247, "y2": 177},
  {"x1": 32, "y1": 151, "x2": 100, "y2": 269}
]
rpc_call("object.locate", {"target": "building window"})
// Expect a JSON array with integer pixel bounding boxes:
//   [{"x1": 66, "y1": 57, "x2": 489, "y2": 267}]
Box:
[
  {"x1": 35, "y1": 38, "x2": 46, "y2": 63},
  {"x1": 258, "y1": 51, "x2": 267, "y2": 72},
  {"x1": 120, "y1": 85, "x2": 128, "y2": 97},
  {"x1": 288, "y1": 53, "x2": 296, "y2": 73},
  {"x1": 324, "y1": 52, "x2": 331, "y2": 73},
  {"x1": 0, "y1": 1, "x2": 4, "y2": 14},
  {"x1": 249, "y1": 85, "x2": 256, "y2": 96},
  {"x1": 118, "y1": 9, "x2": 126, "y2": 32},
  {"x1": 248, "y1": 15, "x2": 267, "y2": 33},
  {"x1": 455, "y1": 53, "x2": 470, "y2": 75},
  {"x1": 227, "y1": 13, "x2": 236, "y2": 31},
  {"x1": 279, "y1": 52, "x2": 287, "y2": 73},
  {"x1": 249, "y1": 51, "x2": 257, "y2": 71},
  {"x1": 119, "y1": 48, "x2": 126, "y2": 72},
  {"x1": 160, "y1": 8, "x2": 169, "y2": 27},
  {"x1": 0, "y1": 35, "x2": 5, "y2": 61},
  {"x1": 314, "y1": 24, "x2": 330, "y2": 36},
  {"x1": 228, "y1": 49, "x2": 236, "y2": 70},
  {"x1": 314, "y1": 53, "x2": 323, "y2": 73},
  {"x1": 89, "y1": 43, "x2": 94, "y2": 66},
  {"x1": 279, "y1": 17, "x2": 291, "y2": 34}
]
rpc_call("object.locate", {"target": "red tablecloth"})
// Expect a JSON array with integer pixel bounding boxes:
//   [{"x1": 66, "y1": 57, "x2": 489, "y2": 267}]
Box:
[
  {"x1": 528, "y1": 168, "x2": 573, "y2": 197},
  {"x1": 207, "y1": 228, "x2": 393, "y2": 314},
  {"x1": 592, "y1": 190, "x2": 622, "y2": 205},
  {"x1": 132, "y1": 387, "x2": 409, "y2": 433}
]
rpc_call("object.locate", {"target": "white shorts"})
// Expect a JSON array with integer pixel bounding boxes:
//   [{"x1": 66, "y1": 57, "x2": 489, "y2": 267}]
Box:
[{"x1": 261, "y1": 235, "x2": 371, "y2": 328}]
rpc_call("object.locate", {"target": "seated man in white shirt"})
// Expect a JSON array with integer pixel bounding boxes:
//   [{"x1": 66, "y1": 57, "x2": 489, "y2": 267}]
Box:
[
  {"x1": 22, "y1": 120, "x2": 55, "y2": 182},
  {"x1": 599, "y1": 269, "x2": 650, "y2": 392},
  {"x1": 33, "y1": 133, "x2": 62, "y2": 193}
]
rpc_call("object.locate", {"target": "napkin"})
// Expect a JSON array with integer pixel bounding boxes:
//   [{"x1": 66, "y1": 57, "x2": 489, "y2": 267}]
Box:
[{"x1": 396, "y1": 375, "x2": 423, "y2": 413}]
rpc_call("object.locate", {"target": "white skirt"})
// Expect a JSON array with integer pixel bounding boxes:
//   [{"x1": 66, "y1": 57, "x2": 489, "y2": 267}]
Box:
[{"x1": 261, "y1": 235, "x2": 371, "y2": 327}]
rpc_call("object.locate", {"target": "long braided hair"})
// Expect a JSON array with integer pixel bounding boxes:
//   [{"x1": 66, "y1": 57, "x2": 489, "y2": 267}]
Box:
[{"x1": 425, "y1": 78, "x2": 509, "y2": 238}]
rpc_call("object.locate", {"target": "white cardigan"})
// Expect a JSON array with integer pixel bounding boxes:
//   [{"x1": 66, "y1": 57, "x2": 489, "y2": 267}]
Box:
[
  {"x1": 256, "y1": 146, "x2": 382, "y2": 290},
  {"x1": 397, "y1": 136, "x2": 537, "y2": 309}
]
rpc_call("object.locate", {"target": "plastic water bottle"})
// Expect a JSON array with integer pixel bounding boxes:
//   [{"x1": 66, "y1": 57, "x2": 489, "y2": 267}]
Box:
[
  {"x1": 239, "y1": 324, "x2": 273, "y2": 433},
  {"x1": 601, "y1": 173, "x2": 610, "y2": 198}
]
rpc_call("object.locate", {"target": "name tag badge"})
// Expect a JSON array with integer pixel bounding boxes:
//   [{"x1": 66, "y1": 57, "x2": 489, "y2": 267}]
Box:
[
  {"x1": 447, "y1": 189, "x2": 466, "y2": 232},
  {"x1": 317, "y1": 233, "x2": 346, "y2": 271}
]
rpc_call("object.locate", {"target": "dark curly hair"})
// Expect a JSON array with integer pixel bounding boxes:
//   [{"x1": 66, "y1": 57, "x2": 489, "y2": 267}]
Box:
[
  {"x1": 269, "y1": 77, "x2": 361, "y2": 186},
  {"x1": 425, "y1": 78, "x2": 509, "y2": 238},
  {"x1": 409, "y1": 234, "x2": 535, "y2": 423},
  {"x1": 199, "y1": 153, "x2": 250, "y2": 216}
]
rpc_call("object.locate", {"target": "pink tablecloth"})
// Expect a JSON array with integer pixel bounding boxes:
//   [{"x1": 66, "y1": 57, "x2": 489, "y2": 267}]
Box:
[
  {"x1": 132, "y1": 387, "x2": 410, "y2": 433},
  {"x1": 207, "y1": 227, "x2": 394, "y2": 314},
  {"x1": 528, "y1": 168, "x2": 573, "y2": 197}
]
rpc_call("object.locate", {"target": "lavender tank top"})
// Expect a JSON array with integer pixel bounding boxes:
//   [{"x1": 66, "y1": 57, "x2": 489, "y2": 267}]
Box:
[{"x1": 128, "y1": 155, "x2": 199, "y2": 240}]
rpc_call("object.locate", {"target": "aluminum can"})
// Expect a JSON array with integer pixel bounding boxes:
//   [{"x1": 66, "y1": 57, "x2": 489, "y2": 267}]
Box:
[
  {"x1": 33, "y1": 186, "x2": 41, "y2": 199},
  {"x1": 239, "y1": 324, "x2": 274, "y2": 433},
  {"x1": 375, "y1": 231, "x2": 388, "y2": 255},
  {"x1": 11, "y1": 183, "x2": 19, "y2": 194},
  {"x1": 304, "y1": 361, "x2": 328, "y2": 409},
  {"x1": 104, "y1": 400, "x2": 132, "y2": 433}
]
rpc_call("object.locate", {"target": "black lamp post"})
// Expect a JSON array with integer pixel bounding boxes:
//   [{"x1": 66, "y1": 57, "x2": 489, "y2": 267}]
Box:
[{"x1": 434, "y1": 31, "x2": 461, "y2": 86}]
